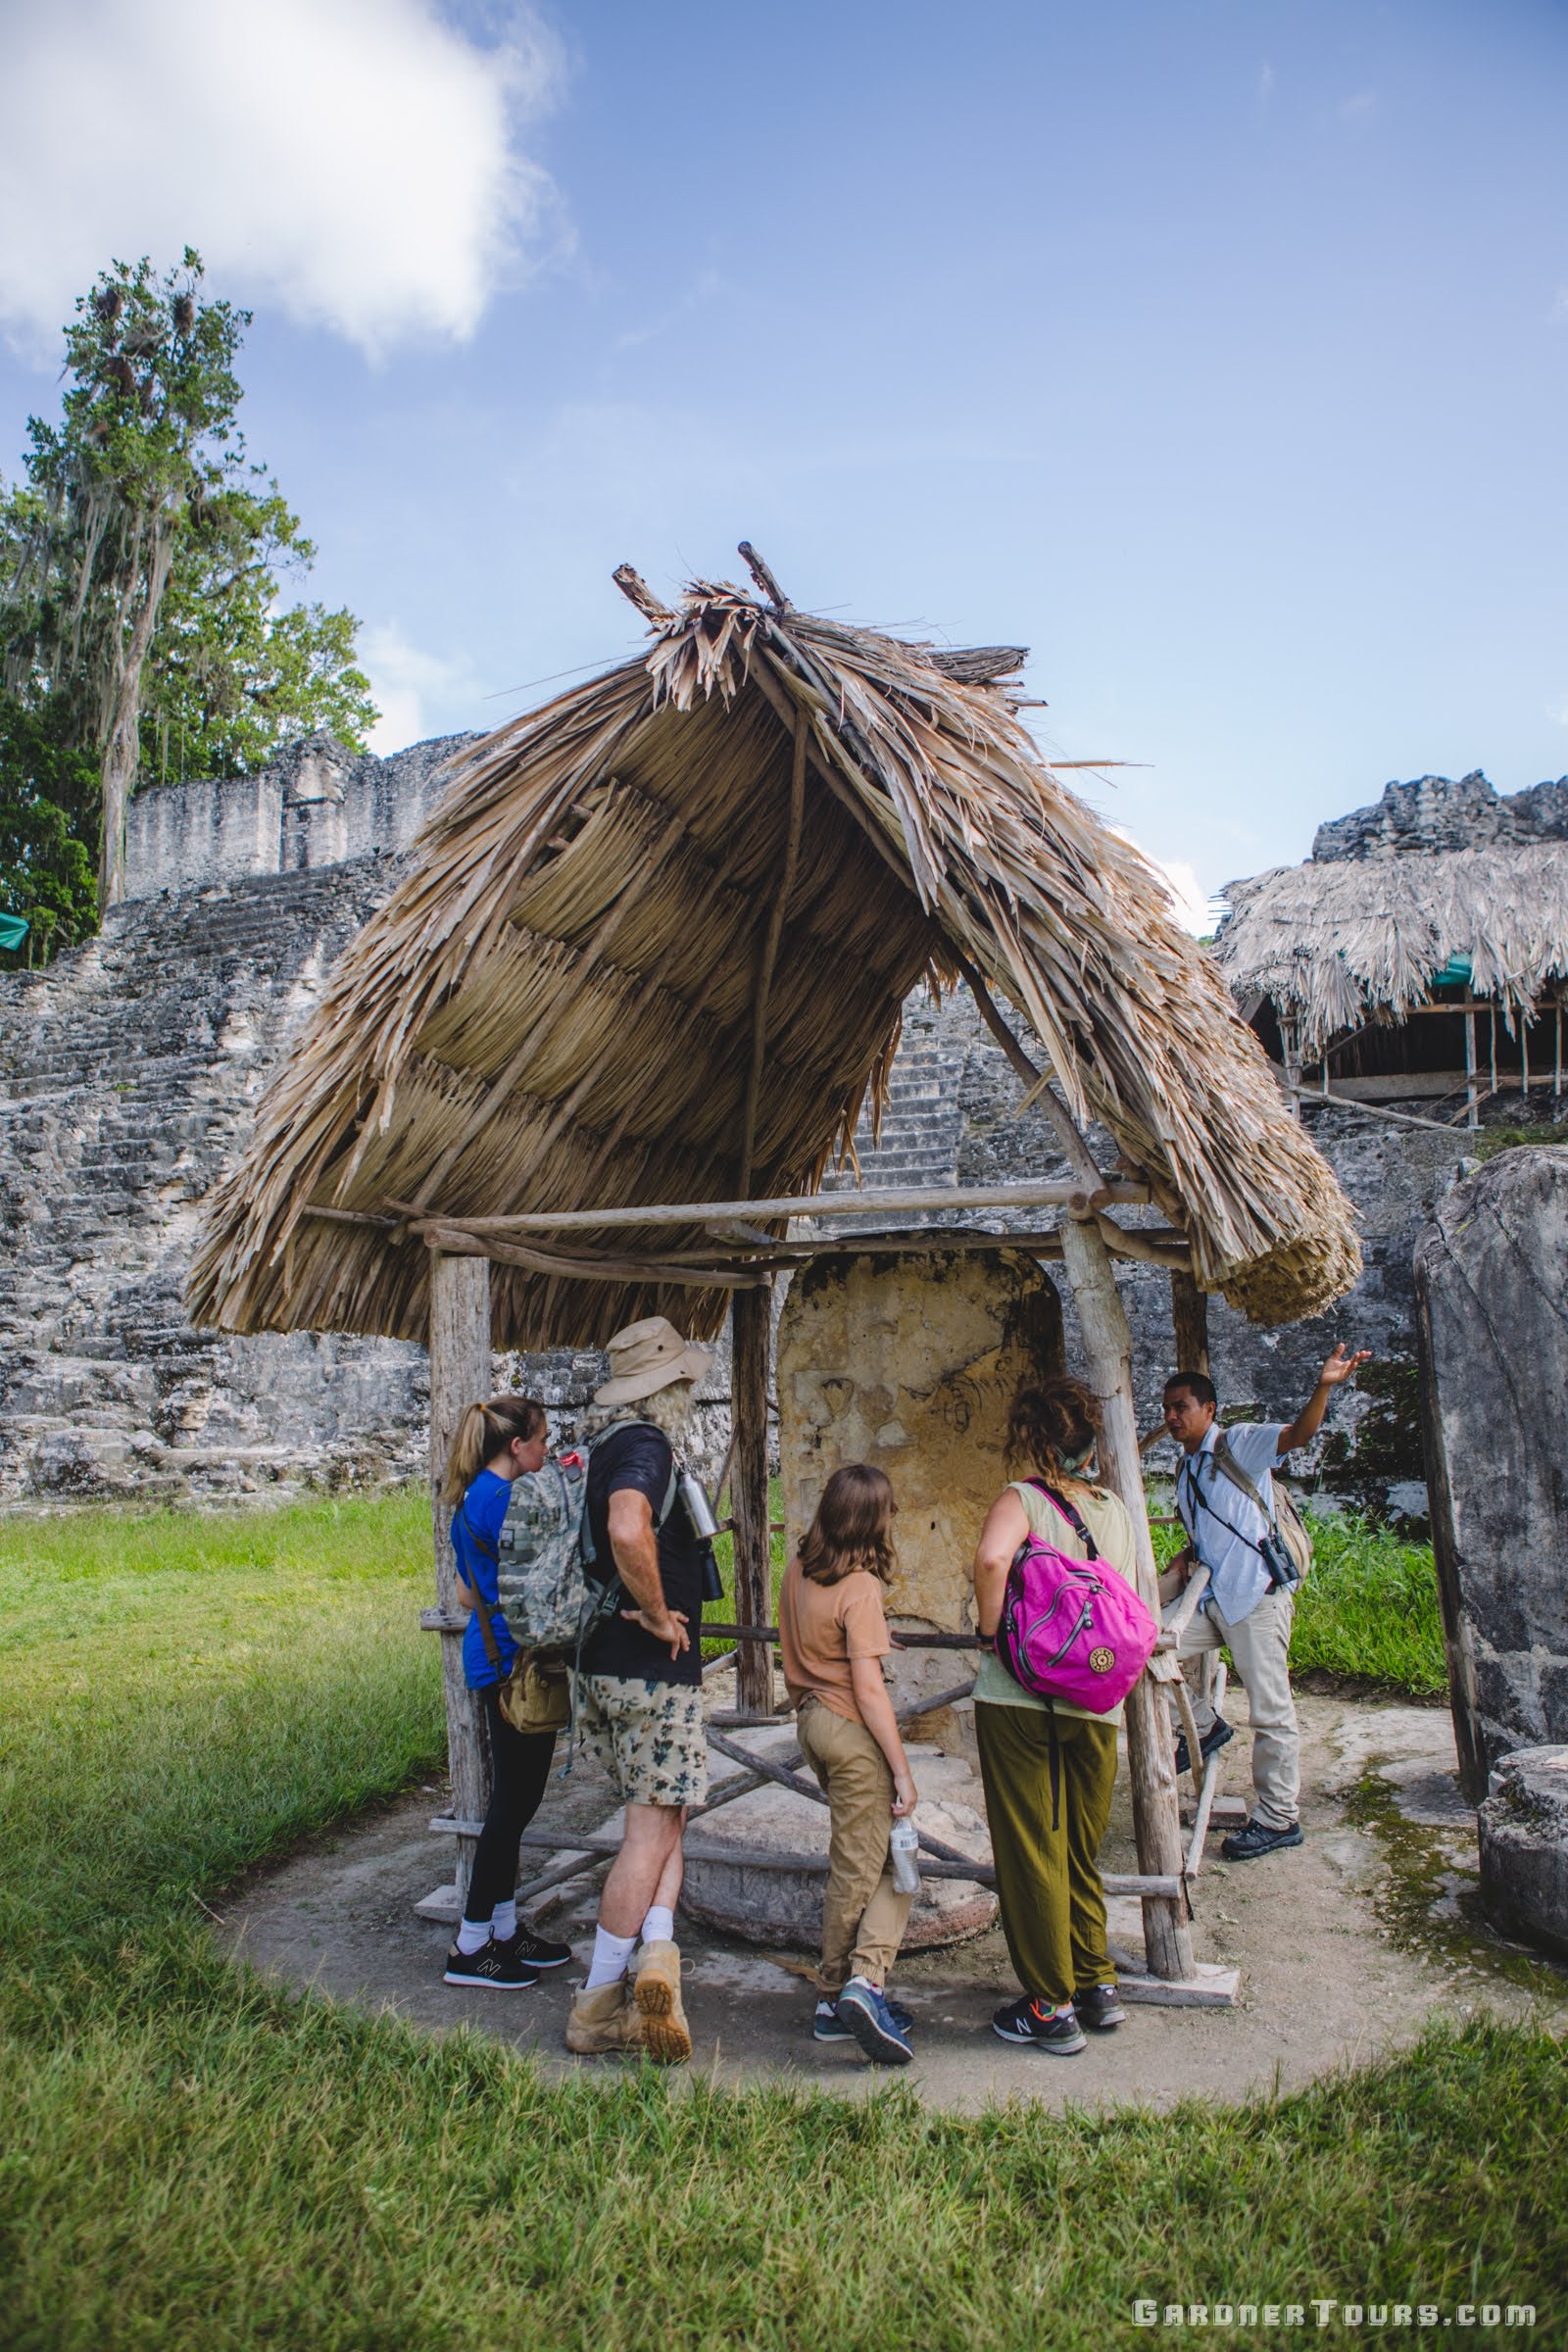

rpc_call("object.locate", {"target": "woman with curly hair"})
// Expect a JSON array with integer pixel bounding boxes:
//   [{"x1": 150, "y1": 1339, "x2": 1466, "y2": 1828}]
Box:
[{"x1": 970, "y1": 1375, "x2": 1138, "y2": 2056}]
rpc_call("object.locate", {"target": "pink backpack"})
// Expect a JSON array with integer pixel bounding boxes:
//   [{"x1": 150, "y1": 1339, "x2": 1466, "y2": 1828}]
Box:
[{"x1": 993, "y1": 1481, "x2": 1157, "y2": 1716}]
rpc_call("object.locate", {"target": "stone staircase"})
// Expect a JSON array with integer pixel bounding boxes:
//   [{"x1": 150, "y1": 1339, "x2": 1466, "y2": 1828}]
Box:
[{"x1": 0, "y1": 861, "x2": 426, "y2": 1499}]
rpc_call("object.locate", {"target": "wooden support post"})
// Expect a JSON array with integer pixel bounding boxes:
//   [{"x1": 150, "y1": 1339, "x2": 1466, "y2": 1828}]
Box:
[
  {"x1": 729, "y1": 1282, "x2": 774, "y2": 1714},
  {"x1": 1464, "y1": 1010, "x2": 1478, "y2": 1129},
  {"x1": 1059, "y1": 1213, "x2": 1196, "y2": 1983},
  {"x1": 423, "y1": 1249, "x2": 494, "y2": 1921},
  {"x1": 1169, "y1": 1269, "x2": 1209, "y2": 1379}
]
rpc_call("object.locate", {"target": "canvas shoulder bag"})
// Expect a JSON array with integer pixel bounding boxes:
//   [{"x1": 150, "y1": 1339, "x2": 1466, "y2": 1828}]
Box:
[{"x1": 1211, "y1": 1433, "x2": 1313, "y2": 1587}]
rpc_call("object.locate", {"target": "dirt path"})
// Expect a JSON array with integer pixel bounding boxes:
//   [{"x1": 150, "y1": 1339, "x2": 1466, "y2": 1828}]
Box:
[{"x1": 219, "y1": 1693, "x2": 1567, "y2": 2113}]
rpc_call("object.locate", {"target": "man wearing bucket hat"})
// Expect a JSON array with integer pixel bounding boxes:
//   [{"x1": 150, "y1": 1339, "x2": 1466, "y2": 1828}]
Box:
[{"x1": 564, "y1": 1316, "x2": 715, "y2": 2064}]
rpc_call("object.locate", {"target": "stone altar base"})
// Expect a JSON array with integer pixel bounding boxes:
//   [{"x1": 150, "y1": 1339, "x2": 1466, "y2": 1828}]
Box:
[
  {"x1": 679, "y1": 1730, "x2": 998, "y2": 1952},
  {"x1": 1479, "y1": 1745, "x2": 1568, "y2": 1965}
]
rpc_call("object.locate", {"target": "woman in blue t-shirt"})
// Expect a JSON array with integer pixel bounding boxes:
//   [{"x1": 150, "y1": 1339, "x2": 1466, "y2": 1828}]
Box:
[{"x1": 439, "y1": 1394, "x2": 573, "y2": 1990}]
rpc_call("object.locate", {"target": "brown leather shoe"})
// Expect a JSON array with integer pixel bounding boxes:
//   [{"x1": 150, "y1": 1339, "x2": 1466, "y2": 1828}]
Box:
[
  {"x1": 564, "y1": 1978, "x2": 645, "y2": 2056},
  {"x1": 633, "y1": 1939, "x2": 692, "y2": 2065}
]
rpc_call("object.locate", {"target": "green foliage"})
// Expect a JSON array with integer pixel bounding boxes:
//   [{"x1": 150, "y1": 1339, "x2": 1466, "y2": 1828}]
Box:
[
  {"x1": 1152, "y1": 1504, "x2": 1446, "y2": 1694},
  {"x1": 1, "y1": 249, "x2": 378, "y2": 928},
  {"x1": 141, "y1": 481, "x2": 377, "y2": 781},
  {"x1": 0, "y1": 1492, "x2": 1559, "y2": 2347},
  {"x1": 1472, "y1": 1121, "x2": 1568, "y2": 1161},
  {"x1": 0, "y1": 689, "x2": 99, "y2": 964}
]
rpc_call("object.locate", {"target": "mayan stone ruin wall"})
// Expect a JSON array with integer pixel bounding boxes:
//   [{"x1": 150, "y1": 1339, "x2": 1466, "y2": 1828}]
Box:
[{"x1": 0, "y1": 733, "x2": 1467, "y2": 1511}]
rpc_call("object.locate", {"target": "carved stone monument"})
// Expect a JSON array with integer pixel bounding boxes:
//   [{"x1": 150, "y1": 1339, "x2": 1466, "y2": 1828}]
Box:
[
  {"x1": 1414, "y1": 1148, "x2": 1568, "y2": 1801},
  {"x1": 777, "y1": 1242, "x2": 1065, "y2": 1747}
]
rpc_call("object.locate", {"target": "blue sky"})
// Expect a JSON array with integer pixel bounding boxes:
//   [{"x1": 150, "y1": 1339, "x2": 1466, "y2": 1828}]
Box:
[{"x1": 3, "y1": 0, "x2": 1566, "y2": 921}]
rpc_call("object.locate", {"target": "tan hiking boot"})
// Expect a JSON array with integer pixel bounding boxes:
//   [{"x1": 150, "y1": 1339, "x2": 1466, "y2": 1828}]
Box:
[
  {"x1": 564, "y1": 1978, "x2": 644, "y2": 2056},
  {"x1": 633, "y1": 1939, "x2": 692, "y2": 2065}
]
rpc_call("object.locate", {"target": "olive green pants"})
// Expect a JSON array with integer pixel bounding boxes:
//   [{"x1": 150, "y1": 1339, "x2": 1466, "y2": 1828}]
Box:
[{"x1": 975, "y1": 1701, "x2": 1120, "y2": 2007}]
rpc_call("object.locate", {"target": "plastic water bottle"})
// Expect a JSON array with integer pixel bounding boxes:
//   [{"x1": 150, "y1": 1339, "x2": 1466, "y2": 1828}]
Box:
[{"x1": 889, "y1": 1815, "x2": 921, "y2": 1894}]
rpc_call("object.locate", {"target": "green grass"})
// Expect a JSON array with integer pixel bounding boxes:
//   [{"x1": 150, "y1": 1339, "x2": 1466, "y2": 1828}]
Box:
[
  {"x1": 1152, "y1": 1509, "x2": 1447, "y2": 1697},
  {"x1": 0, "y1": 1493, "x2": 1561, "y2": 2350}
]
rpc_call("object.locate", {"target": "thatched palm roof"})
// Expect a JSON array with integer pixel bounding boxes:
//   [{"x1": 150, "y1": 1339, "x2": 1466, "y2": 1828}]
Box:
[
  {"x1": 1217, "y1": 847, "x2": 1568, "y2": 1056},
  {"x1": 189, "y1": 564, "x2": 1360, "y2": 1344}
]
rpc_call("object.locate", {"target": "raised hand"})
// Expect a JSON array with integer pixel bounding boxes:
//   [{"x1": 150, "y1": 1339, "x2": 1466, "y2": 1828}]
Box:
[{"x1": 1317, "y1": 1346, "x2": 1372, "y2": 1389}]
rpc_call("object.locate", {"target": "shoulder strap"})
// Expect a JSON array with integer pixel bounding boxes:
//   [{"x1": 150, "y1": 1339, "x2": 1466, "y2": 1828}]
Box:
[
  {"x1": 1211, "y1": 1433, "x2": 1279, "y2": 1533},
  {"x1": 457, "y1": 1502, "x2": 506, "y2": 1671},
  {"x1": 587, "y1": 1420, "x2": 680, "y2": 1527},
  {"x1": 1025, "y1": 1477, "x2": 1100, "y2": 1561}
]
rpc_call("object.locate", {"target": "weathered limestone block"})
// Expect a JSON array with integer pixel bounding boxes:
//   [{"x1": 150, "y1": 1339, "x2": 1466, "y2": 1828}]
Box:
[
  {"x1": 1415, "y1": 1148, "x2": 1568, "y2": 1799},
  {"x1": 777, "y1": 1246, "x2": 1064, "y2": 1742},
  {"x1": 1478, "y1": 1745, "x2": 1568, "y2": 1963}
]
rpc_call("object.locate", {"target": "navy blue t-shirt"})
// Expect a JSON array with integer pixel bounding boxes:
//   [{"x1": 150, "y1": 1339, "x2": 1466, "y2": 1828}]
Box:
[
  {"x1": 453, "y1": 1468, "x2": 516, "y2": 1691},
  {"x1": 579, "y1": 1423, "x2": 706, "y2": 1688}
]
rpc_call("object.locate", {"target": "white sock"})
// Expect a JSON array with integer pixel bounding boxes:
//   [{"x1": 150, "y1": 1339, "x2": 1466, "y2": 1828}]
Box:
[
  {"x1": 490, "y1": 1898, "x2": 516, "y2": 1942},
  {"x1": 456, "y1": 1917, "x2": 492, "y2": 1955},
  {"x1": 584, "y1": 1926, "x2": 637, "y2": 1991},
  {"x1": 641, "y1": 1905, "x2": 675, "y2": 1946},
  {"x1": 846, "y1": 1972, "x2": 881, "y2": 1994}
]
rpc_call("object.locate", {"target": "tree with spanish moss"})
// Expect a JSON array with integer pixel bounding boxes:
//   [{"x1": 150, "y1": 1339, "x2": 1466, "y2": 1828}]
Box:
[{"x1": 1, "y1": 249, "x2": 376, "y2": 920}]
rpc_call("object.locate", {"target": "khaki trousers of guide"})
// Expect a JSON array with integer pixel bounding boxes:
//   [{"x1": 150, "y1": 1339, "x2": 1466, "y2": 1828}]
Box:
[
  {"x1": 797, "y1": 1696, "x2": 912, "y2": 1994},
  {"x1": 974, "y1": 1701, "x2": 1120, "y2": 2008},
  {"x1": 1173, "y1": 1586, "x2": 1299, "y2": 1831}
]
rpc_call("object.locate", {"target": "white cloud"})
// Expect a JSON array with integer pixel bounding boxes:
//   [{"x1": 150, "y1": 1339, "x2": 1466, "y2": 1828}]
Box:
[
  {"x1": 0, "y1": 0, "x2": 566, "y2": 361},
  {"x1": 360, "y1": 622, "x2": 481, "y2": 752},
  {"x1": 1109, "y1": 826, "x2": 1216, "y2": 936},
  {"x1": 1550, "y1": 696, "x2": 1568, "y2": 729},
  {"x1": 1339, "y1": 88, "x2": 1378, "y2": 124}
]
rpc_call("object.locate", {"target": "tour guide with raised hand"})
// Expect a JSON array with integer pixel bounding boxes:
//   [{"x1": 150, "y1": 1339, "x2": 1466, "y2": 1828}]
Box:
[
  {"x1": 564, "y1": 1316, "x2": 715, "y2": 2064},
  {"x1": 1162, "y1": 1347, "x2": 1368, "y2": 1860}
]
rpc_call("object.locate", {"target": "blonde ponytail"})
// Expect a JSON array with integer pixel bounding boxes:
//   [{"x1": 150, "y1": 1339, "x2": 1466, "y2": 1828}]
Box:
[{"x1": 440, "y1": 1394, "x2": 546, "y2": 1505}]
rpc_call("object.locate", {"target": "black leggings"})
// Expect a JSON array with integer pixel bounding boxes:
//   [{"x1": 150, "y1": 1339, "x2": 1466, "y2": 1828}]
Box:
[{"x1": 466, "y1": 1688, "x2": 558, "y2": 1923}]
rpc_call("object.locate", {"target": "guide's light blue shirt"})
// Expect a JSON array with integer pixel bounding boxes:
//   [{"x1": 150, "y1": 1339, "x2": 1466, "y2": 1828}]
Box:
[{"x1": 1174, "y1": 1422, "x2": 1288, "y2": 1629}]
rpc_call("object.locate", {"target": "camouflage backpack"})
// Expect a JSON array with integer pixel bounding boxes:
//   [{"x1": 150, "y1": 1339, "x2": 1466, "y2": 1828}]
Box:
[{"x1": 492, "y1": 1423, "x2": 678, "y2": 1654}]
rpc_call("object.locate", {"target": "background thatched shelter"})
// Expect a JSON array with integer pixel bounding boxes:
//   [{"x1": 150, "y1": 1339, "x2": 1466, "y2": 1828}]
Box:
[
  {"x1": 1218, "y1": 846, "x2": 1568, "y2": 1058},
  {"x1": 189, "y1": 566, "x2": 1359, "y2": 1344}
]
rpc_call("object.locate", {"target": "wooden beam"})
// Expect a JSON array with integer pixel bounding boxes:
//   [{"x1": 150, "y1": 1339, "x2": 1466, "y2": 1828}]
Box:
[
  {"x1": 421, "y1": 1224, "x2": 763, "y2": 1289},
  {"x1": 1288, "y1": 1086, "x2": 1466, "y2": 1136},
  {"x1": 389, "y1": 1176, "x2": 1151, "y2": 1239},
  {"x1": 737, "y1": 540, "x2": 790, "y2": 609},
  {"x1": 1170, "y1": 1268, "x2": 1209, "y2": 1379},
  {"x1": 424, "y1": 1250, "x2": 494, "y2": 1918},
  {"x1": 1059, "y1": 1211, "x2": 1196, "y2": 1983},
  {"x1": 425, "y1": 1818, "x2": 1182, "y2": 1899},
  {"x1": 729, "y1": 1285, "x2": 774, "y2": 1713}
]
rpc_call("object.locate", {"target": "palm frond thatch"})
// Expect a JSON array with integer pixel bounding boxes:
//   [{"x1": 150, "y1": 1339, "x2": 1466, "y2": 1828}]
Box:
[
  {"x1": 188, "y1": 573, "x2": 1361, "y2": 1345},
  {"x1": 1217, "y1": 847, "x2": 1568, "y2": 1056}
]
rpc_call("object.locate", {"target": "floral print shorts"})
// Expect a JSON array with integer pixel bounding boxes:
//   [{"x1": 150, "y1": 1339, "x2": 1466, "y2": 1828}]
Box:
[{"x1": 571, "y1": 1674, "x2": 709, "y2": 1808}]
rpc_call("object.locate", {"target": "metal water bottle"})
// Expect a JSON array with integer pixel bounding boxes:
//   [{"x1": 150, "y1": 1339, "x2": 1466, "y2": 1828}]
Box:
[
  {"x1": 678, "y1": 1468, "x2": 719, "y2": 1541},
  {"x1": 889, "y1": 1815, "x2": 921, "y2": 1894}
]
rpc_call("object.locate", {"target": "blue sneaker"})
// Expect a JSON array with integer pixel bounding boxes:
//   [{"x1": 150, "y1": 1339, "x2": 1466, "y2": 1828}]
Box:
[
  {"x1": 813, "y1": 1996, "x2": 913, "y2": 2042},
  {"x1": 835, "y1": 1978, "x2": 914, "y2": 2065}
]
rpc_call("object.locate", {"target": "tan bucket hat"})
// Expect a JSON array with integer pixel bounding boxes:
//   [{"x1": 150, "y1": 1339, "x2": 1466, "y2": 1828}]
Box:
[{"x1": 593, "y1": 1315, "x2": 714, "y2": 1407}]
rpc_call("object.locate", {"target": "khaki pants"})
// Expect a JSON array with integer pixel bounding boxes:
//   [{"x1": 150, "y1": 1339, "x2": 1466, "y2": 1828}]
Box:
[
  {"x1": 797, "y1": 1697, "x2": 912, "y2": 1994},
  {"x1": 1172, "y1": 1587, "x2": 1299, "y2": 1831},
  {"x1": 974, "y1": 1701, "x2": 1120, "y2": 2007}
]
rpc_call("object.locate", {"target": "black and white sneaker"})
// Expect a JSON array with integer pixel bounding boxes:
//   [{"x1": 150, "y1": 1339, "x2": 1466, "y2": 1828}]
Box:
[
  {"x1": 1073, "y1": 1983, "x2": 1128, "y2": 2031},
  {"x1": 442, "y1": 1937, "x2": 539, "y2": 1989},
  {"x1": 496, "y1": 1924, "x2": 573, "y2": 1971},
  {"x1": 991, "y1": 1994, "x2": 1087, "y2": 2054}
]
